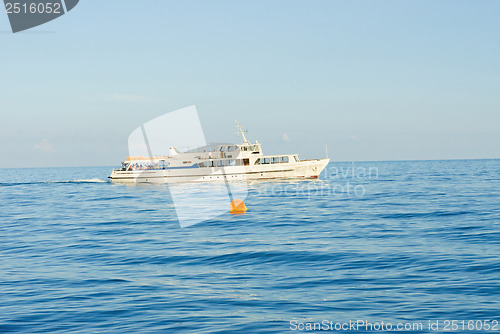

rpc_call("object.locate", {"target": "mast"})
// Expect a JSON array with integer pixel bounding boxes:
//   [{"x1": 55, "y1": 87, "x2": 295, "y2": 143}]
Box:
[{"x1": 235, "y1": 120, "x2": 249, "y2": 144}]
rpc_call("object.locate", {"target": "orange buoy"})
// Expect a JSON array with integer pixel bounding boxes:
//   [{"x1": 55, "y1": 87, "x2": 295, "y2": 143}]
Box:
[{"x1": 229, "y1": 199, "x2": 247, "y2": 214}]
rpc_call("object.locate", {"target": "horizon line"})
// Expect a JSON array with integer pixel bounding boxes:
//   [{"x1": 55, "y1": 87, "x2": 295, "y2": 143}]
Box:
[{"x1": 1, "y1": 157, "x2": 499, "y2": 169}]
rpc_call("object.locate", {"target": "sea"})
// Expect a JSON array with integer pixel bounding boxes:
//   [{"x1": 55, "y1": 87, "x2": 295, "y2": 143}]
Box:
[{"x1": 1, "y1": 159, "x2": 500, "y2": 333}]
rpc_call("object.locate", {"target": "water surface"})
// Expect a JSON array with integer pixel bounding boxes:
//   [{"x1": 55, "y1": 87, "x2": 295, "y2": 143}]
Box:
[{"x1": 1, "y1": 160, "x2": 499, "y2": 333}]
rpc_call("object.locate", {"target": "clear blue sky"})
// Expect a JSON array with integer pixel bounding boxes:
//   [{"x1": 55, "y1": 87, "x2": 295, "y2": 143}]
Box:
[{"x1": 1, "y1": 0, "x2": 499, "y2": 167}]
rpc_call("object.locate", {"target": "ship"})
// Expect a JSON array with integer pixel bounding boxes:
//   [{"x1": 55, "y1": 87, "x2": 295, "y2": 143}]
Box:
[{"x1": 109, "y1": 122, "x2": 329, "y2": 183}]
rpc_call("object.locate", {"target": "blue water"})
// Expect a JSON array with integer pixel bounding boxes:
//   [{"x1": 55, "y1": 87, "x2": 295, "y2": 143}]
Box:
[{"x1": 1, "y1": 160, "x2": 500, "y2": 333}]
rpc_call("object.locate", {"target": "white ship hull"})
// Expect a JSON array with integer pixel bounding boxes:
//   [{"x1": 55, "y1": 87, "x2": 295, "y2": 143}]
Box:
[
  {"x1": 110, "y1": 158, "x2": 329, "y2": 184},
  {"x1": 111, "y1": 121, "x2": 331, "y2": 184}
]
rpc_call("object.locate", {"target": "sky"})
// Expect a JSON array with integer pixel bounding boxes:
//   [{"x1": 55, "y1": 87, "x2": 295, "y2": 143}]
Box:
[{"x1": 1, "y1": 0, "x2": 499, "y2": 168}]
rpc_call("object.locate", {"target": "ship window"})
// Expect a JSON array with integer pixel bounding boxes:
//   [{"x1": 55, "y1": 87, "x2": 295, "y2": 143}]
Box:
[
  {"x1": 243, "y1": 158, "x2": 249, "y2": 166},
  {"x1": 262, "y1": 158, "x2": 270, "y2": 164},
  {"x1": 209, "y1": 160, "x2": 215, "y2": 167},
  {"x1": 281, "y1": 156, "x2": 289, "y2": 163},
  {"x1": 198, "y1": 162, "x2": 207, "y2": 168},
  {"x1": 271, "y1": 157, "x2": 280, "y2": 164},
  {"x1": 254, "y1": 158, "x2": 260, "y2": 165},
  {"x1": 216, "y1": 160, "x2": 224, "y2": 167},
  {"x1": 294, "y1": 156, "x2": 299, "y2": 162}
]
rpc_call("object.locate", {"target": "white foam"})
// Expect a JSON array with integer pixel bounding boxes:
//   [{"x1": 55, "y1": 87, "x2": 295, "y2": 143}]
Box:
[
  {"x1": 48, "y1": 179, "x2": 109, "y2": 184},
  {"x1": 71, "y1": 179, "x2": 109, "y2": 183}
]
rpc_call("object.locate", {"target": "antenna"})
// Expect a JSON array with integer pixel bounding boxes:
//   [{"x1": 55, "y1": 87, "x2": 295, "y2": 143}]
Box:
[{"x1": 235, "y1": 120, "x2": 249, "y2": 144}]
